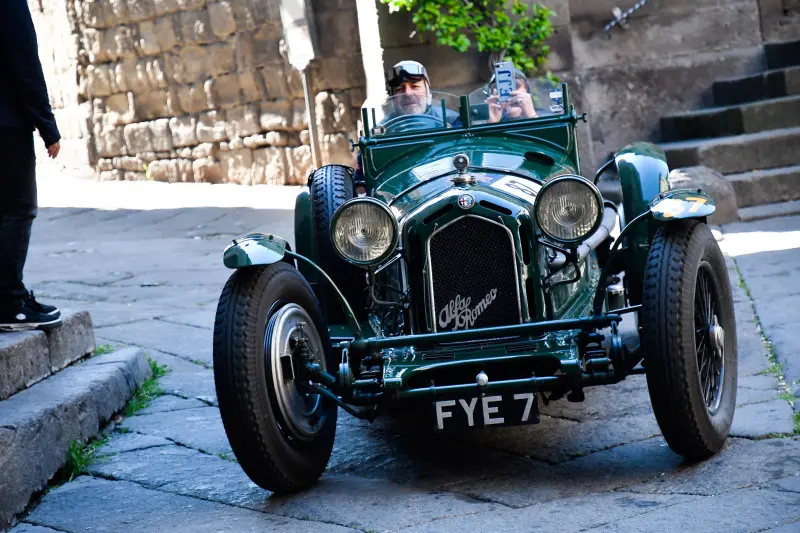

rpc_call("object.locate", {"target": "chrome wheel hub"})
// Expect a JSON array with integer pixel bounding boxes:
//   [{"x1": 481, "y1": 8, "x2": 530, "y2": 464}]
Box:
[
  {"x1": 265, "y1": 303, "x2": 326, "y2": 441},
  {"x1": 709, "y1": 315, "x2": 725, "y2": 354}
]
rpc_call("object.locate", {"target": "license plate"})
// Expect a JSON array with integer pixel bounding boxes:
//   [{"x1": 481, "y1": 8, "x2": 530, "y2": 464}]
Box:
[{"x1": 432, "y1": 392, "x2": 540, "y2": 431}]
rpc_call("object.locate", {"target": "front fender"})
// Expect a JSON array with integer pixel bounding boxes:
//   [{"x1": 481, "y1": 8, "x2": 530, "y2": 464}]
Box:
[
  {"x1": 222, "y1": 233, "x2": 364, "y2": 338},
  {"x1": 223, "y1": 233, "x2": 294, "y2": 269},
  {"x1": 615, "y1": 143, "x2": 670, "y2": 304},
  {"x1": 650, "y1": 189, "x2": 716, "y2": 222}
]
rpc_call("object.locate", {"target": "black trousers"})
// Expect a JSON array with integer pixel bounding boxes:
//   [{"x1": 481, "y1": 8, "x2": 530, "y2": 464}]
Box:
[{"x1": 0, "y1": 128, "x2": 36, "y2": 308}]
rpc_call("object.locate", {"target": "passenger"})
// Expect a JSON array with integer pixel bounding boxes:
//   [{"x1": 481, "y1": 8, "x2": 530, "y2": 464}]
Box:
[{"x1": 487, "y1": 68, "x2": 537, "y2": 123}]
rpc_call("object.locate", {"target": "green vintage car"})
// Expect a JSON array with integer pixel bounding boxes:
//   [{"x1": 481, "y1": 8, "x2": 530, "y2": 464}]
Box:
[{"x1": 213, "y1": 78, "x2": 737, "y2": 493}]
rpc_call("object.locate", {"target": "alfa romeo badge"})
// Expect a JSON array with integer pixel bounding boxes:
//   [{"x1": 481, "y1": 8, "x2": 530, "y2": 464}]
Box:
[{"x1": 457, "y1": 194, "x2": 475, "y2": 209}]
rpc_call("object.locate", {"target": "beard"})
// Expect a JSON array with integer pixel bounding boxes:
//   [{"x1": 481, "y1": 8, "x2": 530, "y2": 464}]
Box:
[{"x1": 398, "y1": 94, "x2": 426, "y2": 115}]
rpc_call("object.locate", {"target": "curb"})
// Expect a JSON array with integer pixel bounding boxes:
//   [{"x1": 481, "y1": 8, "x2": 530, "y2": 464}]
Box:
[
  {"x1": 0, "y1": 347, "x2": 152, "y2": 530},
  {"x1": 0, "y1": 312, "x2": 96, "y2": 401}
]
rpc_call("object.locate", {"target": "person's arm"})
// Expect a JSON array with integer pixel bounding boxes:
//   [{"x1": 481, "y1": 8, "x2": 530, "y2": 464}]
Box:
[{"x1": 0, "y1": 0, "x2": 61, "y2": 149}]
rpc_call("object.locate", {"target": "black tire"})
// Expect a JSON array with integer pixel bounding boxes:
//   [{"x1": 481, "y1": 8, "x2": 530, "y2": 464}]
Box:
[
  {"x1": 641, "y1": 220, "x2": 737, "y2": 460},
  {"x1": 213, "y1": 262, "x2": 337, "y2": 493},
  {"x1": 310, "y1": 165, "x2": 366, "y2": 322}
]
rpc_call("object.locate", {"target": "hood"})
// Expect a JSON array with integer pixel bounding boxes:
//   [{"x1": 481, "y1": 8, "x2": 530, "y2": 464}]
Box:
[{"x1": 374, "y1": 142, "x2": 577, "y2": 221}]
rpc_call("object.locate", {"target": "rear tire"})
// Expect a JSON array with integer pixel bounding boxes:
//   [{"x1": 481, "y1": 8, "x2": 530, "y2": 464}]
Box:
[
  {"x1": 640, "y1": 220, "x2": 737, "y2": 460},
  {"x1": 310, "y1": 165, "x2": 366, "y2": 322},
  {"x1": 213, "y1": 263, "x2": 337, "y2": 492}
]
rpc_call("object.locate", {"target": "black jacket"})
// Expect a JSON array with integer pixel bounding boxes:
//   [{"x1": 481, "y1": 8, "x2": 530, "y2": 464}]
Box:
[{"x1": 0, "y1": 0, "x2": 60, "y2": 146}]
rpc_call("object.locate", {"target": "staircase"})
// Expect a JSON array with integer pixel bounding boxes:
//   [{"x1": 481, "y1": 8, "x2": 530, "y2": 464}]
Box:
[{"x1": 660, "y1": 39, "x2": 800, "y2": 222}]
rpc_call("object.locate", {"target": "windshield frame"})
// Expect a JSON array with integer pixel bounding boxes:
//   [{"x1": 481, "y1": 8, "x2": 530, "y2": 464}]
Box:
[{"x1": 360, "y1": 82, "x2": 571, "y2": 141}]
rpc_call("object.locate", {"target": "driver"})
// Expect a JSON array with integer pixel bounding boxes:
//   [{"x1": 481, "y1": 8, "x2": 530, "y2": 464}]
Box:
[
  {"x1": 487, "y1": 68, "x2": 537, "y2": 123},
  {"x1": 353, "y1": 61, "x2": 458, "y2": 188},
  {"x1": 382, "y1": 60, "x2": 459, "y2": 125}
]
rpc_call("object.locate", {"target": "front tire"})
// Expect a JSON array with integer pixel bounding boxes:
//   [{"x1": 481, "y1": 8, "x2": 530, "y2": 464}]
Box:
[
  {"x1": 640, "y1": 220, "x2": 737, "y2": 460},
  {"x1": 213, "y1": 262, "x2": 337, "y2": 492}
]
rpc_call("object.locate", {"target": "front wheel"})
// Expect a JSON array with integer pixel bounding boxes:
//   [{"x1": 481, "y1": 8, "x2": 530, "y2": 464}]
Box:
[
  {"x1": 213, "y1": 262, "x2": 337, "y2": 492},
  {"x1": 640, "y1": 220, "x2": 737, "y2": 460}
]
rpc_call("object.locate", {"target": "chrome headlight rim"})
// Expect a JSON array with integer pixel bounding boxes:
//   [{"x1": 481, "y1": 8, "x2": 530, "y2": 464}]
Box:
[
  {"x1": 534, "y1": 174, "x2": 603, "y2": 245},
  {"x1": 330, "y1": 197, "x2": 399, "y2": 266}
]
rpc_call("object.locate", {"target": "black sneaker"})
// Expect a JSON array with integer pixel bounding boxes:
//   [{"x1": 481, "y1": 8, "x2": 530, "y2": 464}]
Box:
[
  {"x1": 0, "y1": 298, "x2": 62, "y2": 332},
  {"x1": 25, "y1": 291, "x2": 61, "y2": 319}
]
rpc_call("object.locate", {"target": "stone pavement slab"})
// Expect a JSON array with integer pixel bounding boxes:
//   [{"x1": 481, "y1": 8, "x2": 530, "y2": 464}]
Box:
[
  {"x1": 97, "y1": 432, "x2": 174, "y2": 455},
  {"x1": 22, "y1": 477, "x2": 356, "y2": 533},
  {"x1": 446, "y1": 437, "x2": 686, "y2": 509},
  {"x1": 402, "y1": 491, "x2": 697, "y2": 533},
  {"x1": 142, "y1": 351, "x2": 217, "y2": 404},
  {"x1": 771, "y1": 473, "x2": 800, "y2": 494},
  {"x1": 625, "y1": 438, "x2": 800, "y2": 496},
  {"x1": 583, "y1": 487, "x2": 800, "y2": 533},
  {"x1": 97, "y1": 319, "x2": 213, "y2": 365},
  {"x1": 120, "y1": 406, "x2": 231, "y2": 456},
  {"x1": 731, "y1": 400, "x2": 796, "y2": 437},
  {"x1": 135, "y1": 394, "x2": 208, "y2": 415}
]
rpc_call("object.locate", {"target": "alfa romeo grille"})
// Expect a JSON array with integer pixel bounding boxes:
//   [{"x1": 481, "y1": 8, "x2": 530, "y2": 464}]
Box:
[{"x1": 428, "y1": 216, "x2": 521, "y2": 332}]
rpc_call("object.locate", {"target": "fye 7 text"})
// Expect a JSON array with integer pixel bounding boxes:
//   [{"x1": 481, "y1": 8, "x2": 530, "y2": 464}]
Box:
[{"x1": 434, "y1": 392, "x2": 539, "y2": 430}]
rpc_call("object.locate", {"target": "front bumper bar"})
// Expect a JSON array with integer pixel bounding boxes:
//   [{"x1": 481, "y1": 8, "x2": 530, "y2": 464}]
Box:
[{"x1": 349, "y1": 313, "x2": 621, "y2": 358}]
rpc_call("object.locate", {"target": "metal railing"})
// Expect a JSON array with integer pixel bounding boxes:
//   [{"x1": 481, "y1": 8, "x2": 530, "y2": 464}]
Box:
[{"x1": 603, "y1": 0, "x2": 656, "y2": 34}]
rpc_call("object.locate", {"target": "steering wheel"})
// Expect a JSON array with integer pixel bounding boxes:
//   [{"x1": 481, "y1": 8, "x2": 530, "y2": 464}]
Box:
[{"x1": 381, "y1": 114, "x2": 445, "y2": 134}]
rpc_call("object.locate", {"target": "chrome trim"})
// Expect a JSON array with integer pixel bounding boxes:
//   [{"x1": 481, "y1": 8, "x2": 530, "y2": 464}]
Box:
[{"x1": 425, "y1": 215, "x2": 523, "y2": 332}]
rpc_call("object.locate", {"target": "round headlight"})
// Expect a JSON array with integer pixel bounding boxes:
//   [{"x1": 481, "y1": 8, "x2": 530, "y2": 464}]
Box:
[
  {"x1": 332, "y1": 198, "x2": 398, "y2": 265},
  {"x1": 535, "y1": 175, "x2": 602, "y2": 243}
]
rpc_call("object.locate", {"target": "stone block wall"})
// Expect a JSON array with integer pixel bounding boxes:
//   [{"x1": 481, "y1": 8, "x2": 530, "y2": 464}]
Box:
[{"x1": 33, "y1": 0, "x2": 363, "y2": 184}]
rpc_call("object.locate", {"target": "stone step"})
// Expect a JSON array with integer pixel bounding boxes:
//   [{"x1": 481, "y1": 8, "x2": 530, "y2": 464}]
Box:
[
  {"x1": 726, "y1": 165, "x2": 800, "y2": 208},
  {"x1": 712, "y1": 66, "x2": 800, "y2": 106},
  {"x1": 661, "y1": 95, "x2": 800, "y2": 142},
  {"x1": 0, "y1": 311, "x2": 95, "y2": 401},
  {"x1": 737, "y1": 199, "x2": 800, "y2": 222},
  {"x1": 661, "y1": 126, "x2": 800, "y2": 175},
  {"x1": 766, "y1": 39, "x2": 800, "y2": 70},
  {"x1": 0, "y1": 347, "x2": 151, "y2": 529}
]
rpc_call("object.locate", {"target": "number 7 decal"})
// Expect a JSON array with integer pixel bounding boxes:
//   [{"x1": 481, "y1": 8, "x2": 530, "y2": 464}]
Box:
[{"x1": 685, "y1": 196, "x2": 708, "y2": 213}]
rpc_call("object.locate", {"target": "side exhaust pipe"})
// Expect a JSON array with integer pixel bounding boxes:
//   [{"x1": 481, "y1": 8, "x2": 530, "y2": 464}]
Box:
[{"x1": 549, "y1": 203, "x2": 618, "y2": 269}]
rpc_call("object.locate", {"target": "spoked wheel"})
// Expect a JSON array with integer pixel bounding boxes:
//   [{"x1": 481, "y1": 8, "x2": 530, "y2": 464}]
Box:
[
  {"x1": 640, "y1": 220, "x2": 737, "y2": 460},
  {"x1": 213, "y1": 262, "x2": 337, "y2": 493},
  {"x1": 695, "y1": 265, "x2": 726, "y2": 414}
]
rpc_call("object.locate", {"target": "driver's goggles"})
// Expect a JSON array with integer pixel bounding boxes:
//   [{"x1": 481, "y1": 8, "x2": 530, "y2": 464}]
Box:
[{"x1": 392, "y1": 62, "x2": 427, "y2": 78}]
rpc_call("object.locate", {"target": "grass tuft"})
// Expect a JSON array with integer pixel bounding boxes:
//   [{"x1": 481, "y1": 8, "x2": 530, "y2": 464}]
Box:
[
  {"x1": 794, "y1": 412, "x2": 800, "y2": 436},
  {"x1": 122, "y1": 357, "x2": 169, "y2": 417},
  {"x1": 51, "y1": 435, "x2": 111, "y2": 485},
  {"x1": 757, "y1": 362, "x2": 784, "y2": 377},
  {"x1": 217, "y1": 451, "x2": 238, "y2": 463},
  {"x1": 778, "y1": 391, "x2": 796, "y2": 404},
  {"x1": 94, "y1": 344, "x2": 115, "y2": 355}
]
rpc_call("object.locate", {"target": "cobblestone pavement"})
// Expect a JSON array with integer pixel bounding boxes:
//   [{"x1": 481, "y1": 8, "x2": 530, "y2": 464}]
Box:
[{"x1": 8, "y1": 164, "x2": 800, "y2": 532}]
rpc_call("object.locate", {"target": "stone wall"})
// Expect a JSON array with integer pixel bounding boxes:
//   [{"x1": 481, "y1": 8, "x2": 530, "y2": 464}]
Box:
[
  {"x1": 32, "y1": 0, "x2": 363, "y2": 184},
  {"x1": 377, "y1": 0, "x2": 799, "y2": 171}
]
